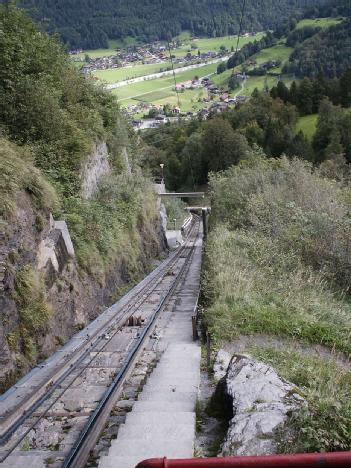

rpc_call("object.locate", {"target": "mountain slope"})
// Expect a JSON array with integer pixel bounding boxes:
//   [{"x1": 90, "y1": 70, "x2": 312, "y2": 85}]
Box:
[
  {"x1": 16, "y1": 0, "x2": 324, "y2": 49},
  {"x1": 284, "y1": 18, "x2": 351, "y2": 78}
]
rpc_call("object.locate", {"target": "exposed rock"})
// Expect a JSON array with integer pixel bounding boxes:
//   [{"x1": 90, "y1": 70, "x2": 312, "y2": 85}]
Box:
[
  {"x1": 220, "y1": 354, "x2": 306, "y2": 457},
  {"x1": 0, "y1": 190, "x2": 165, "y2": 393},
  {"x1": 116, "y1": 399, "x2": 135, "y2": 410},
  {"x1": 81, "y1": 142, "x2": 110, "y2": 199},
  {"x1": 213, "y1": 349, "x2": 231, "y2": 381}
]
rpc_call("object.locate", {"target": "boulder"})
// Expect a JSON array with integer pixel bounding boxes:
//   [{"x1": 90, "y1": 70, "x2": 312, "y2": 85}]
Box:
[{"x1": 220, "y1": 354, "x2": 306, "y2": 456}]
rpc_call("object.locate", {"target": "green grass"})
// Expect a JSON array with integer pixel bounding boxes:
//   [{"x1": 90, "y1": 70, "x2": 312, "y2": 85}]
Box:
[
  {"x1": 74, "y1": 39, "x2": 137, "y2": 59},
  {"x1": 93, "y1": 62, "x2": 173, "y2": 83},
  {"x1": 252, "y1": 42, "x2": 293, "y2": 68},
  {"x1": 296, "y1": 114, "x2": 318, "y2": 141},
  {"x1": 213, "y1": 40, "x2": 294, "y2": 97},
  {"x1": 204, "y1": 156, "x2": 351, "y2": 452},
  {"x1": 171, "y1": 33, "x2": 265, "y2": 58},
  {"x1": 295, "y1": 17, "x2": 345, "y2": 30},
  {"x1": 113, "y1": 63, "x2": 218, "y2": 103}
]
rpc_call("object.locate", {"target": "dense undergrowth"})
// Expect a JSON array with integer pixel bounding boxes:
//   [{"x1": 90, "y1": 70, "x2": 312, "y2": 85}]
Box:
[
  {"x1": 203, "y1": 153, "x2": 351, "y2": 452},
  {"x1": 0, "y1": 4, "x2": 158, "y2": 278}
]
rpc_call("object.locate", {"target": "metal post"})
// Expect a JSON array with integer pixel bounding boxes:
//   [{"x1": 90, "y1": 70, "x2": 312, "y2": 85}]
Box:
[
  {"x1": 202, "y1": 209, "x2": 208, "y2": 241},
  {"x1": 192, "y1": 316, "x2": 198, "y2": 341}
]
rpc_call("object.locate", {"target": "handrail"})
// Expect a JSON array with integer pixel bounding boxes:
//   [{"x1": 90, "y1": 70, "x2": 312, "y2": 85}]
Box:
[{"x1": 136, "y1": 452, "x2": 351, "y2": 468}]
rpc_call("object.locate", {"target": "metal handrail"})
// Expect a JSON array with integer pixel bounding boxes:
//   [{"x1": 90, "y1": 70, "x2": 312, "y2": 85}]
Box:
[{"x1": 136, "y1": 452, "x2": 351, "y2": 467}]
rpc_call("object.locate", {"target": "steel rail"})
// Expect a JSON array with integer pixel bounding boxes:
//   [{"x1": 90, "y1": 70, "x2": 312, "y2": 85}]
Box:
[
  {"x1": 0, "y1": 216, "x2": 200, "y2": 464},
  {"x1": 63, "y1": 220, "x2": 201, "y2": 468},
  {"x1": 0, "y1": 246, "x2": 181, "y2": 448}
]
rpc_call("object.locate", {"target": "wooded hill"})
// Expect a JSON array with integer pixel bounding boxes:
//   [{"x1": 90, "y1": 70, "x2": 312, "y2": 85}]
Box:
[
  {"x1": 13, "y1": 0, "x2": 324, "y2": 49},
  {"x1": 284, "y1": 18, "x2": 351, "y2": 78}
]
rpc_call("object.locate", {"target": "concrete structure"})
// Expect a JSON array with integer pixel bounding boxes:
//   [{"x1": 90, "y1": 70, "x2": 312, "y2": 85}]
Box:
[
  {"x1": 99, "y1": 227, "x2": 203, "y2": 468},
  {"x1": 159, "y1": 192, "x2": 204, "y2": 199}
]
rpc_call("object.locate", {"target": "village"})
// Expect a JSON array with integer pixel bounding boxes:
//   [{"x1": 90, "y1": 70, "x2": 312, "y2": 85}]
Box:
[
  {"x1": 70, "y1": 35, "x2": 254, "y2": 75},
  {"x1": 123, "y1": 75, "x2": 249, "y2": 130}
]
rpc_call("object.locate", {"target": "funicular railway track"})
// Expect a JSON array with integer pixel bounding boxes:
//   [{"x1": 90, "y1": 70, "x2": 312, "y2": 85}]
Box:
[{"x1": 0, "y1": 215, "x2": 201, "y2": 467}]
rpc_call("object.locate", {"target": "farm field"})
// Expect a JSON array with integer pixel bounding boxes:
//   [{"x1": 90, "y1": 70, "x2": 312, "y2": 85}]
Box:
[
  {"x1": 93, "y1": 62, "x2": 173, "y2": 83},
  {"x1": 112, "y1": 63, "x2": 218, "y2": 103},
  {"x1": 296, "y1": 114, "x2": 318, "y2": 140},
  {"x1": 253, "y1": 42, "x2": 293, "y2": 67}
]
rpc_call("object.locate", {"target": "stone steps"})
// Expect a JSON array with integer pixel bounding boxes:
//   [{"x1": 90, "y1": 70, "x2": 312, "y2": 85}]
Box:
[{"x1": 98, "y1": 237, "x2": 203, "y2": 468}]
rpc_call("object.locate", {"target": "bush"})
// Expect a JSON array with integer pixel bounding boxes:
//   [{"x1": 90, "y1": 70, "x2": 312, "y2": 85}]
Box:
[
  {"x1": 0, "y1": 138, "x2": 58, "y2": 218},
  {"x1": 209, "y1": 155, "x2": 351, "y2": 292}
]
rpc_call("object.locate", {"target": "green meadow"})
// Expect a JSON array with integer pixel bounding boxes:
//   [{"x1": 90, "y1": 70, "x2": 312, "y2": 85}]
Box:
[
  {"x1": 171, "y1": 32, "x2": 265, "y2": 57},
  {"x1": 112, "y1": 63, "x2": 218, "y2": 102},
  {"x1": 295, "y1": 17, "x2": 344, "y2": 29},
  {"x1": 296, "y1": 114, "x2": 318, "y2": 140}
]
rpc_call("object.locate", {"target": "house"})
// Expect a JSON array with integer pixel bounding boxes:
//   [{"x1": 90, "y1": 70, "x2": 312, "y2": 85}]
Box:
[
  {"x1": 220, "y1": 93, "x2": 229, "y2": 102},
  {"x1": 172, "y1": 107, "x2": 181, "y2": 114}
]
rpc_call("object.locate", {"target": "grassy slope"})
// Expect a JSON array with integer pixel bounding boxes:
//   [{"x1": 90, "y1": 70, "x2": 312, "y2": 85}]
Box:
[
  {"x1": 295, "y1": 17, "x2": 344, "y2": 29},
  {"x1": 204, "y1": 156, "x2": 351, "y2": 453},
  {"x1": 171, "y1": 33, "x2": 265, "y2": 58},
  {"x1": 296, "y1": 114, "x2": 318, "y2": 140}
]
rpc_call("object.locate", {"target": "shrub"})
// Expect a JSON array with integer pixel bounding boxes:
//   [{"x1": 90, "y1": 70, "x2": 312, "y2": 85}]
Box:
[{"x1": 0, "y1": 138, "x2": 58, "y2": 218}]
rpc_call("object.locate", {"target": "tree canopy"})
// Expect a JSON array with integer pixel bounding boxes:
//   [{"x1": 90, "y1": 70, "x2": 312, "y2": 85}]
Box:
[{"x1": 9, "y1": 0, "x2": 324, "y2": 49}]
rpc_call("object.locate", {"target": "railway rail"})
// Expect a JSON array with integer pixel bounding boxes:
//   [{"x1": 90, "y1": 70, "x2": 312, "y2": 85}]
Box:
[{"x1": 0, "y1": 215, "x2": 201, "y2": 467}]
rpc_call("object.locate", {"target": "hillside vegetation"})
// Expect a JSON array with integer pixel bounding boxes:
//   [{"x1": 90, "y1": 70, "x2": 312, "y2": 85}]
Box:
[
  {"x1": 16, "y1": 0, "x2": 324, "y2": 49},
  {"x1": 284, "y1": 18, "x2": 351, "y2": 78},
  {"x1": 142, "y1": 70, "x2": 351, "y2": 191},
  {"x1": 203, "y1": 154, "x2": 351, "y2": 453},
  {"x1": 0, "y1": 5, "x2": 162, "y2": 391}
]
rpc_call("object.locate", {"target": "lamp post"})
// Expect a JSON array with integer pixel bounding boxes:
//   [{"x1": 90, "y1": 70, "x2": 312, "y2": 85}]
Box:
[{"x1": 160, "y1": 163, "x2": 164, "y2": 184}]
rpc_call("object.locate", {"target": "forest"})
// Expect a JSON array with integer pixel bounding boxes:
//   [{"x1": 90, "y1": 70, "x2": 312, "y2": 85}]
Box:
[
  {"x1": 12, "y1": 0, "x2": 324, "y2": 49},
  {"x1": 284, "y1": 18, "x2": 351, "y2": 78},
  {"x1": 142, "y1": 70, "x2": 351, "y2": 191}
]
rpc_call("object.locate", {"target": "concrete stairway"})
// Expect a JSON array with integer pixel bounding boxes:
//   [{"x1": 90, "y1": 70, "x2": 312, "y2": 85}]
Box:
[
  {"x1": 99, "y1": 229, "x2": 202, "y2": 468},
  {"x1": 99, "y1": 343, "x2": 200, "y2": 468}
]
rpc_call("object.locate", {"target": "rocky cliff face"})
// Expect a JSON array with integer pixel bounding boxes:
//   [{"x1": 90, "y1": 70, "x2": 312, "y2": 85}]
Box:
[{"x1": 81, "y1": 142, "x2": 111, "y2": 199}]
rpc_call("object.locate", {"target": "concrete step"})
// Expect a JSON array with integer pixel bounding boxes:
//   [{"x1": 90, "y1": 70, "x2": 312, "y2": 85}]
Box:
[
  {"x1": 117, "y1": 422, "x2": 194, "y2": 440},
  {"x1": 142, "y1": 382, "x2": 199, "y2": 393},
  {"x1": 125, "y1": 411, "x2": 194, "y2": 426},
  {"x1": 138, "y1": 390, "x2": 198, "y2": 403},
  {"x1": 106, "y1": 437, "x2": 194, "y2": 458},
  {"x1": 146, "y1": 374, "x2": 198, "y2": 384},
  {"x1": 132, "y1": 400, "x2": 194, "y2": 412},
  {"x1": 149, "y1": 370, "x2": 199, "y2": 380},
  {"x1": 99, "y1": 455, "x2": 146, "y2": 468}
]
